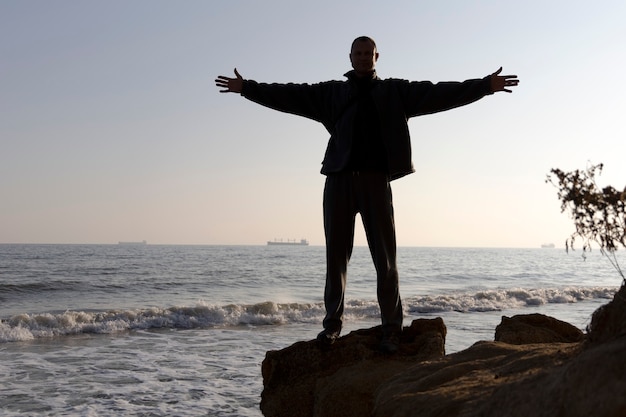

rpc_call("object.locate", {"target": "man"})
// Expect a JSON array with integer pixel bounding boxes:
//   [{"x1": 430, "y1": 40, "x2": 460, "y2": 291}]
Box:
[{"x1": 215, "y1": 36, "x2": 519, "y2": 353}]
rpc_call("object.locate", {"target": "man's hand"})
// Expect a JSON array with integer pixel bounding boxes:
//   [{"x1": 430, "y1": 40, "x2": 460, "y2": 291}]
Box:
[
  {"x1": 215, "y1": 68, "x2": 244, "y2": 93},
  {"x1": 490, "y1": 67, "x2": 519, "y2": 93}
]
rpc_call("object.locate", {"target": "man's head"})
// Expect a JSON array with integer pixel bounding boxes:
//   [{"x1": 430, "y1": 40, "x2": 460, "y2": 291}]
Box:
[{"x1": 350, "y1": 36, "x2": 379, "y2": 77}]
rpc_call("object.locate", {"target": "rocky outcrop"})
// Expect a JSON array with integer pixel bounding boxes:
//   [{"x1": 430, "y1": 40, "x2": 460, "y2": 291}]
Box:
[
  {"x1": 260, "y1": 285, "x2": 626, "y2": 417},
  {"x1": 494, "y1": 312, "x2": 584, "y2": 344},
  {"x1": 260, "y1": 318, "x2": 447, "y2": 417},
  {"x1": 587, "y1": 281, "x2": 626, "y2": 345}
]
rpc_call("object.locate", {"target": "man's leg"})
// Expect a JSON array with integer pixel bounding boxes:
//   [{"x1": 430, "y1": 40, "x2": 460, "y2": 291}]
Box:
[
  {"x1": 356, "y1": 173, "x2": 403, "y2": 336},
  {"x1": 322, "y1": 173, "x2": 356, "y2": 335}
]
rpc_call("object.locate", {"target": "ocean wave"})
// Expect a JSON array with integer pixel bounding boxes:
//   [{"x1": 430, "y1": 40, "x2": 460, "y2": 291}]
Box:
[
  {"x1": 0, "y1": 286, "x2": 618, "y2": 343},
  {"x1": 0, "y1": 280, "x2": 86, "y2": 294},
  {"x1": 0, "y1": 302, "x2": 327, "y2": 343},
  {"x1": 405, "y1": 286, "x2": 618, "y2": 313}
]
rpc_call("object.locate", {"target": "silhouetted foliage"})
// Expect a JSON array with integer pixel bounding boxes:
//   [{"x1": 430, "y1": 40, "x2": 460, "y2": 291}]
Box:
[{"x1": 547, "y1": 163, "x2": 626, "y2": 284}]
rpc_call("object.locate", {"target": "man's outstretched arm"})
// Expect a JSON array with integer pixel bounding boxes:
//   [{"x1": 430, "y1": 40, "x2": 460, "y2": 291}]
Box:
[
  {"x1": 214, "y1": 68, "x2": 332, "y2": 124},
  {"x1": 215, "y1": 68, "x2": 243, "y2": 93},
  {"x1": 490, "y1": 67, "x2": 519, "y2": 93}
]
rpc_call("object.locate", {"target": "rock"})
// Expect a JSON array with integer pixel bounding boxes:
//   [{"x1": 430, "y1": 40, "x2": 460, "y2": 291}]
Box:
[
  {"x1": 587, "y1": 283, "x2": 626, "y2": 344},
  {"x1": 260, "y1": 288, "x2": 626, "y2": 417},
  {"x1": 373, "y1": 341, "x2": 582, "y2": 417},
  {"x1": 480, "y1": 336, "x2": 626, "y2": 417},
  {"x1": 260, "y1": 318, "x2": 447, "y2": 417},
  {"x1": 495, "y1": 313, "x2": 584, "y2": 344},
  {"x1": 374, "y1": 337, "x2": 626, "y2": 417}
]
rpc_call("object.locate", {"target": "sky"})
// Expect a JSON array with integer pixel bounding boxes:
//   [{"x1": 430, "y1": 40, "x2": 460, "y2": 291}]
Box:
[{"x1": 1, "y1": 0, "x2": 625, "y2": 247}]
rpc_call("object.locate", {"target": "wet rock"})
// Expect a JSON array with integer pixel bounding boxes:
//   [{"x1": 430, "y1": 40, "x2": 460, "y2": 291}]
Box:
[{"x1": 495, "y1": 313, "x2": 584, "y2": 344}]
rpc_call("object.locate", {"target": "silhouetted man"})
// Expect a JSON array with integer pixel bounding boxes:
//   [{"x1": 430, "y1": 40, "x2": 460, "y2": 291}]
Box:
[{"x1": 215, "y1": 36, "x2": 519, "y2": 353}]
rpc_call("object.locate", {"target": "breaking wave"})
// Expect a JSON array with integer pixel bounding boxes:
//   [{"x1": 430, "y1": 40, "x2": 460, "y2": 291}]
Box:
[{"x1": 0, "y1": 286, "x2": 617, "y2": 342}]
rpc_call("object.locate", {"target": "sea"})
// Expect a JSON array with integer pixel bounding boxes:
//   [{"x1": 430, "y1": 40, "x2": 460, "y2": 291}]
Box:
[{"x1": 0, "y1": 244, "x2": 623, "y2": 416}]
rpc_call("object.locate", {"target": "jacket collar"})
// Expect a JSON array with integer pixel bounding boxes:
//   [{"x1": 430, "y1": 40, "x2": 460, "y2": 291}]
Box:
[{"x1": 344, "y1": 69, "x2": 379, "y2": 81}]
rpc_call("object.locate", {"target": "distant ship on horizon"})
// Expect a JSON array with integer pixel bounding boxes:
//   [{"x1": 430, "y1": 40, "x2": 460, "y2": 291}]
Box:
[
  {"x1": 118, "y1": 240, "x2": 147, "y2": 245},
  {"x1": 267, "y1": 238, "x2": 309, "y2": 246},
  {"x1": 541, "y1": 243, "x2": 555, "y2": 248}
]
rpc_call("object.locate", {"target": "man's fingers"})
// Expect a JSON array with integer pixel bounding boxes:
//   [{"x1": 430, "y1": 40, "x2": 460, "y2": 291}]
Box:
[
  {"x1": 490, "y1": 67, "x2": 519, "y2": 93},
  {"x1": 215, "y1": 73, "x2": 242, "y2": 93},
  {"x1": 215, "y1": 76, "x2": 231, "y2": 89},
  {"x1": 503, "y1": 76, "x2": 519, "y2": 87},
  {"x1": 234, "y1": 68, "x2": 242, "y2": 79}
]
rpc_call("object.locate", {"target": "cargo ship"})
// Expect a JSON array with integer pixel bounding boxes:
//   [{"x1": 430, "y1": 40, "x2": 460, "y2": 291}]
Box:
[
  {"x1": 267, "y1": 238, "x2": 309, "y2": 246},
  {"x1": 118, "y1": 240, "x2": 147, "y2": 245}
]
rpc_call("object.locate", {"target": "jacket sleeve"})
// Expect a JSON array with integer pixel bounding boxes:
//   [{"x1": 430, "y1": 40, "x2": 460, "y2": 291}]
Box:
[
  {"x1": 398, "y1": 76, "x2": 493, "y2": 118},
  {"x1": 241, "y1": 80, "x2": 335, "y2": 125}
]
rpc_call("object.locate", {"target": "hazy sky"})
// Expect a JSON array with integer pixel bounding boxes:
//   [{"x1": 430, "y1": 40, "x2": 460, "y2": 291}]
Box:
[{"x1": 1, "y1": 0, "x2": 625, "y2": 247}]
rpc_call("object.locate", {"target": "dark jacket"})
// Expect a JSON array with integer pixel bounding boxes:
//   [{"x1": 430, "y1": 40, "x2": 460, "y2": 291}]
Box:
[{"x1": 241, "y1": 70, "x2": 493, "y2": 180}]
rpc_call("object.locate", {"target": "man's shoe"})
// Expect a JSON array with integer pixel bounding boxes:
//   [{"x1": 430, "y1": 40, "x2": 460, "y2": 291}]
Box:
[
  {"x1": 379, "y1": 331, "x2": 400, "y2": 354},
  {"x1": 317, "y1": 329, "x2": 340, "y2": 346}
]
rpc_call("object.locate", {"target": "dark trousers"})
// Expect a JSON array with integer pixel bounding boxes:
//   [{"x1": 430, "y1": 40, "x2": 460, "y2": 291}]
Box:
[{"x1": 322, "y1": 171, "x2": 403, "y2": 334}]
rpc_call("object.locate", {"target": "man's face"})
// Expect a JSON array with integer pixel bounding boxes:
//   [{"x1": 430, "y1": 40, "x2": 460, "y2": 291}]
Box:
[{"x1": 349, "y1": 40, "x2": 378, "y2": 76}]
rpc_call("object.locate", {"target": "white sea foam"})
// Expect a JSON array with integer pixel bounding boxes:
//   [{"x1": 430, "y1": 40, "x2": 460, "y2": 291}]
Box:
[
  {"x1": 405, "y1": 286, "x2": 616, "y2": 313},
  {"x1": 1, "y1": 286, "x2": 617, "y2": 343}
]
